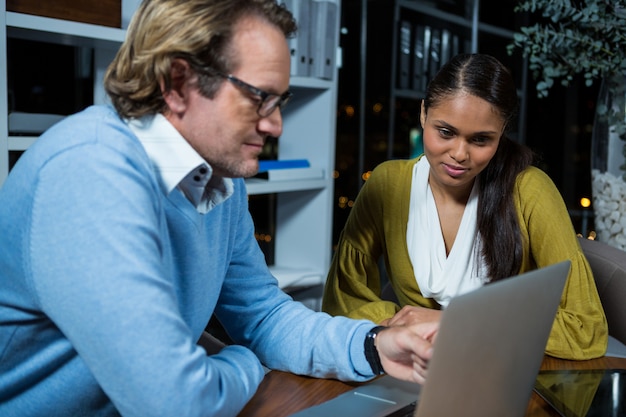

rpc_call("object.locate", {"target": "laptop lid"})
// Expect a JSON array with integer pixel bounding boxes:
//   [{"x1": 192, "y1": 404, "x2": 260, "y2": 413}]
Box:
[
  {"x1": 414, "y1": 260, "x2": 570, "y2": 417},
  {"x1": 289, "y1": 260, "x2": 570, "y2": 417}
]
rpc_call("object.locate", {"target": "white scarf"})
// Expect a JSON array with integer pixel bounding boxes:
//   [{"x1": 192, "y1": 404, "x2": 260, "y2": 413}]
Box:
[{"x1": 406, "y1": 158, "x2": 487, "y2": 307}]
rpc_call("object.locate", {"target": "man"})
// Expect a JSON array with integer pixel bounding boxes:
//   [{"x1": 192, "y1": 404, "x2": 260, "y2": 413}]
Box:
[{"x1": 0, "y1": 1, "x2": 435, "y2": 416}]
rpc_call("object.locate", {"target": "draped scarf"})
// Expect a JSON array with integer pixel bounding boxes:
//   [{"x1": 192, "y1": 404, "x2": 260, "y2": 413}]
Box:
[{"x1": 406, "y1": 157, "x2": 487, "y2": 307}]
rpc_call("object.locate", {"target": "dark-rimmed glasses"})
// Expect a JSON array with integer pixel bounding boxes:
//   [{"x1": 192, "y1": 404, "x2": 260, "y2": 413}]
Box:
[{"x1": 208, "y1": 70, "x2": 293, "y2": 118}]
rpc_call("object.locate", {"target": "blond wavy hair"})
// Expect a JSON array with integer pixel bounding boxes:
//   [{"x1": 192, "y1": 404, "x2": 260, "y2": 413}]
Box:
[{"x1": 104, "y1": 0, "x2": 296, "y2": 118}]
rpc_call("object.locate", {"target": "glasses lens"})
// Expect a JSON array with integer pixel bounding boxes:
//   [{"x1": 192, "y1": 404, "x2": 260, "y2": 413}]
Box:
[
  {"x1": 280, "y1": 93, "x2": 293, "y2": 108},
  {"x1": 259, "y1": 95, "x2": 283, "y2": 117},
  {"x1": 259, "y1": 92, "x2": 293, "y2": 117}
]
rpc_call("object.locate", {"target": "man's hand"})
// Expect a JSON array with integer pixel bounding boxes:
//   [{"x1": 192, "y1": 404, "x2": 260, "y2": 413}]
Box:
[{"x1": 373, "y1": 322, "x2": 439, "y2": 384}]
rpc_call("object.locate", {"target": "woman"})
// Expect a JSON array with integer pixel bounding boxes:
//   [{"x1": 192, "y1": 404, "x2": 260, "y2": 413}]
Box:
[{"x1": 322, "y1": 53, "x2": 607, "y2": 360}]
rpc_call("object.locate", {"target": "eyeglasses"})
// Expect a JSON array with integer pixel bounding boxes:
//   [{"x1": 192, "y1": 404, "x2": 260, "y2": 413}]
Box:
[{"x1": 209, "y1": 70, "x2": 293, "y2": 118}]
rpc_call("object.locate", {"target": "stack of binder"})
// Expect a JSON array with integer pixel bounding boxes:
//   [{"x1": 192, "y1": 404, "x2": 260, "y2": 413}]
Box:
[
  {"x1": 283, "y1": 0, "x2": 339, "y2": 80},
  {"x1": 397, "y1": 20, "x2": 463, "y2": 92}
]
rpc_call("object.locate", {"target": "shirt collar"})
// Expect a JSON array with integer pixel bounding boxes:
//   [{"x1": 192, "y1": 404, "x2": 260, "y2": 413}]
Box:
[{"x1": 126, "y1": 113, "x2": 233, "y2": 214}]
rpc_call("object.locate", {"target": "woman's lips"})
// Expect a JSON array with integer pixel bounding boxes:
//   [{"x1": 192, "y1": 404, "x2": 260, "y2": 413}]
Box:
[{"x1": 443, "y1": 163, "x2": 468, "y2": 177}]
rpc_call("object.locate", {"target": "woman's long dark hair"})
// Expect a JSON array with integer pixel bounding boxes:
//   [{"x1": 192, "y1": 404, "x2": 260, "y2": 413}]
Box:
[{"x1": 423, "y1": 54, "x2": 535, "y2": 281}]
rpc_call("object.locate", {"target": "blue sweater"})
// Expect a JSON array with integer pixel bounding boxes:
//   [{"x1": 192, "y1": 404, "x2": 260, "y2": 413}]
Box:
[{"x1": 0, "y1": 106, "x2": 375, "y2": 417}]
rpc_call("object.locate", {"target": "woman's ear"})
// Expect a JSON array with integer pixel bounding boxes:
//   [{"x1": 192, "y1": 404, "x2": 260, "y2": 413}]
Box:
[
  {"x1": 161, "y1": 58, "x2": 192, "y2": 114},
  {"x1": 420, "y1": 100, "x2": 426, "y2": 128}
]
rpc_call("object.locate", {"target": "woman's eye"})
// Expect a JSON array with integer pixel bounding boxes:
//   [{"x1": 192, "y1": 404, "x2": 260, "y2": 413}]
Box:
[
  {"x1": 473, "y1": 136, "x2": 489, "y2": 145},
  {"x1": 438, "y1": 128, "x2": 453, "y2": 138}
]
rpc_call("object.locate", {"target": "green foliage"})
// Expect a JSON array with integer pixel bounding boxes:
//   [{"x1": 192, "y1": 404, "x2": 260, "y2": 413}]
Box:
[
  {"x1": 509, "y1": 0, "x2": 626, "y2": 148},
  {"x1": 508, "y1": 0, "x2": 626, "y2": 97}
]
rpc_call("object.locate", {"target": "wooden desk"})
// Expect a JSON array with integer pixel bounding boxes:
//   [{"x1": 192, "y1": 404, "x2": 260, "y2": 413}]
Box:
[{"x1": 238, "y1": 355, "x2": 626, "y2": 417}]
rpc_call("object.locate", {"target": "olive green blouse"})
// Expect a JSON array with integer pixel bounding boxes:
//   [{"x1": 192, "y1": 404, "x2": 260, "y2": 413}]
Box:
[{"x1": 322, "y1": 158, "x2": 608, "y2": 360}]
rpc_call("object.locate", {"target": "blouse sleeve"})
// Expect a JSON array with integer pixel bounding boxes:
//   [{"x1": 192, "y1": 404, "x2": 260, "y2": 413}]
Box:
[
  {"x1": 516, "y1": 167, "x2": 608, "y2": 359},
  {"x1": 322, "y1": 163, "x2": 401, "y2": 323}
]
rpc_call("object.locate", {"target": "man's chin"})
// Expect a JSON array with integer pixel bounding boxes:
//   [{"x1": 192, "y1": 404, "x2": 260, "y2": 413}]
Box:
[
  {"x1": 243, "y1": 161, "x2": 260, "y2": 178},
  {"x1": 242, "y1": 170, "x2": 259, "y2": 179},
  {"x1": 235, "y1": 162, "x2": 260, "y2": 179},
  {"x1": 210, "y1": 158, "x2": 259, "y2": 179}
]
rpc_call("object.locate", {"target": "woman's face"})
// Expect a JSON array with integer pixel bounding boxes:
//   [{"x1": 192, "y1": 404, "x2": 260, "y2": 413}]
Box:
[{"x1": 420, "y1": 92, "x2": 505, "y2": 197}]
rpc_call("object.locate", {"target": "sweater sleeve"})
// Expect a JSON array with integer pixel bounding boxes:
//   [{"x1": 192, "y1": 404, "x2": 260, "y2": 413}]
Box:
[
  {"x1": 210, "y1": 179, "x2": 378, "y2": 383},
  {"x1": 322, "y1": 161, "x2": 403, "y2": 322},
  {"x1": 516, "y1": 167, "x2": 608, "y2": 359}
]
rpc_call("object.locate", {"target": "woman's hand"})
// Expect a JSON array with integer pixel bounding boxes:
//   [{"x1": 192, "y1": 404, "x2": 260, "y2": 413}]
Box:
[{"x1": 381, "y1": 305, "x2": 442, "y2": 328}]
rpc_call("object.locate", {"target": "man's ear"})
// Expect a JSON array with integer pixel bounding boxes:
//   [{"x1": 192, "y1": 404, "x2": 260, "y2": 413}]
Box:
[{"x1": 161, "y1": 58, "x2": 192, "y2": 114}]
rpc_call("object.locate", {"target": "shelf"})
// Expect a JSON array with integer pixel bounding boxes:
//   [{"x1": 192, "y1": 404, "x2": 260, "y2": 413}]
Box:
[
  {"x1": 8, "y1": 136, "x2": 37, "y2": 151},
  {"x1": 398, "y1": 0, "x2": 472, "y2": 29},
  {"x1": 269, "y1": 265, "x2": 324, "y2": 289},
  {"x1": 289, "y1": 76, "x2": 334, "y2": 90},
  {"x1": 5, "y1": 12, "x2": 333, "y2": 87},
  {"x1": 393, "y1": 88, "x2": 425, "y2": 100},
  {"x1": 245, "y1": 177, "x2": 327, "y2": 195},
  {"x1": 397, "y1": 1, "x2": 514, "y2": 40},
  {"x1": 6, "y1": 12, "x2": 125, "y2": 49},
  {"x1": 477, "y1": 21, "x2": 514, "y2": 39}
]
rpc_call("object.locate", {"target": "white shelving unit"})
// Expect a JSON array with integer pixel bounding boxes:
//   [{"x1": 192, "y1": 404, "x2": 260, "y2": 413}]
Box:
[{"x1": 0, "y1": 5, "x2": 340, "y2": 292}]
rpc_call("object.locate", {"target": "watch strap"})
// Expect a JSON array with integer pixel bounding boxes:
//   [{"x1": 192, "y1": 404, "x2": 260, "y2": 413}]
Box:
[{"x1": 364, "y1": 325, "x2": 387, "y2": 375}]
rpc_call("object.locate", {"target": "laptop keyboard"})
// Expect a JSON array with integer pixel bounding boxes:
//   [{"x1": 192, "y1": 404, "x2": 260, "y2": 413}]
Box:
[{"x1": 385, "y1": 401, "x2": 416, "y2": 417}]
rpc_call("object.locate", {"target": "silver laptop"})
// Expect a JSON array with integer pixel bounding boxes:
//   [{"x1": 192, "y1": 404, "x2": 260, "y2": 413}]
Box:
[{"x1": 291, "y1": 260, "x2": 571, "y2": 417}]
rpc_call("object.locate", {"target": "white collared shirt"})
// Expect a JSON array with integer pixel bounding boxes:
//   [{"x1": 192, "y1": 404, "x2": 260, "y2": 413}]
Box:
[{"x1": 126, "y1": 113, "x2": 234, "y2": 214}]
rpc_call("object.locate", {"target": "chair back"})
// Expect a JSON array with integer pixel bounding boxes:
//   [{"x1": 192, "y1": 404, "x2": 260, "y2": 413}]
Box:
[{"x1": 579, "y1": 237, "x2": 626, "y2": 345}]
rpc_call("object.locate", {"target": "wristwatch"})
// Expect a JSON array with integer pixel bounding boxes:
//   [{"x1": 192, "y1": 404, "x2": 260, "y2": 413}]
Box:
[{"x1": 364, "y1": 325, "x2": 387, "y2": 375}]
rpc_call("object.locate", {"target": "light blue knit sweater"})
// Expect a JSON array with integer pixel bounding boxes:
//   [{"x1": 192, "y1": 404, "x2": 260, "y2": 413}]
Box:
[{"x1": 0, "y1": 106, "x2": 375, "y2": 417}]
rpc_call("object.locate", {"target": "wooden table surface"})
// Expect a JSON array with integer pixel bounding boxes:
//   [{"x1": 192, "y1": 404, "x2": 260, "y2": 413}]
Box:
[{"x1": 238, "y1": 355, "x2": 626, "y2": 417}]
